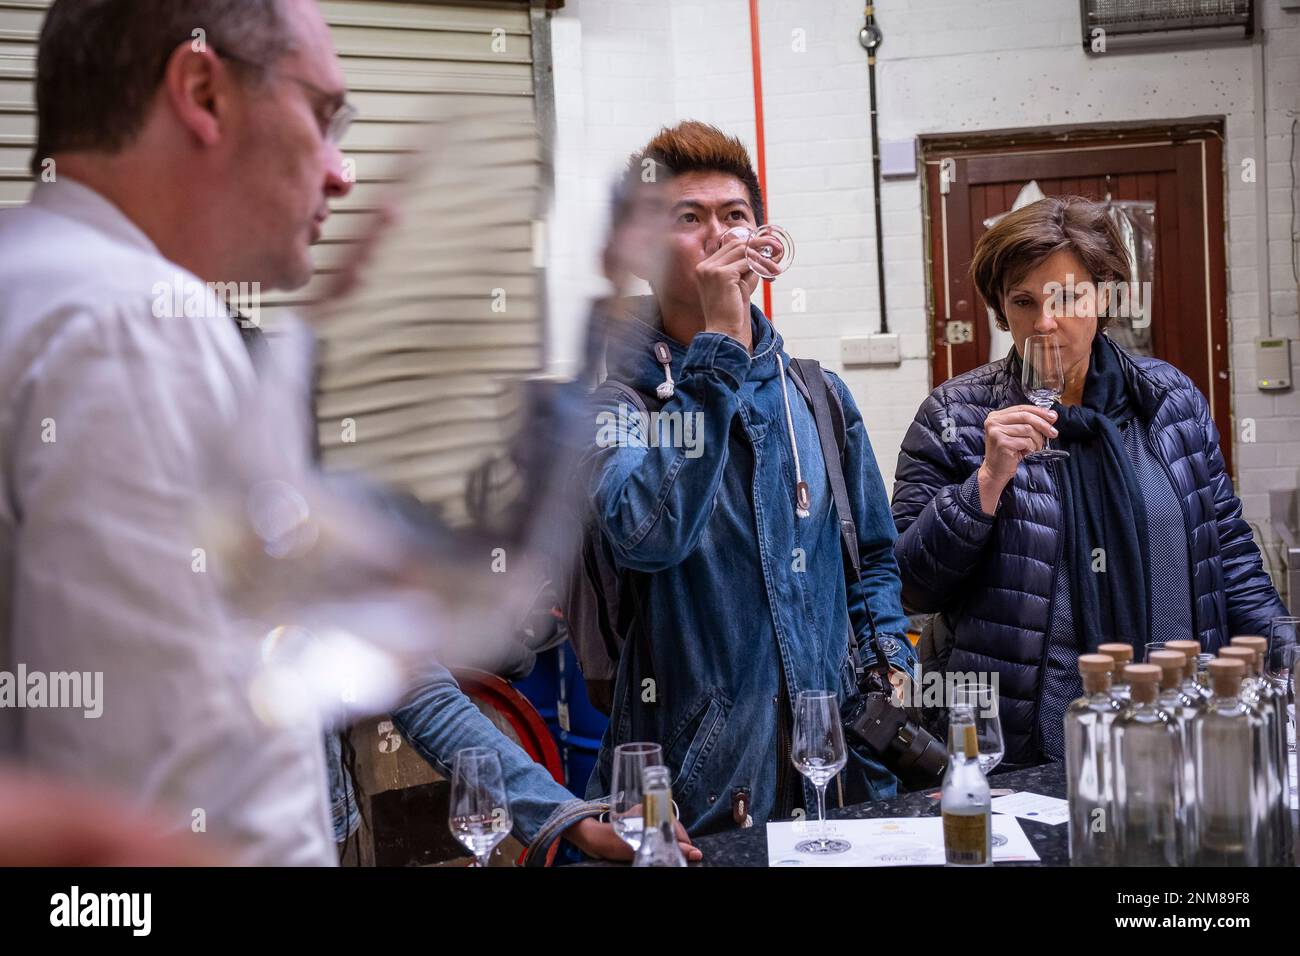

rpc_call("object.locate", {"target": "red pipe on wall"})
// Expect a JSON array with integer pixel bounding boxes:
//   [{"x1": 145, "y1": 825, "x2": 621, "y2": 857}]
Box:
[{"x1": 747, "y1": 0, "x2": 773, "y2": 320}]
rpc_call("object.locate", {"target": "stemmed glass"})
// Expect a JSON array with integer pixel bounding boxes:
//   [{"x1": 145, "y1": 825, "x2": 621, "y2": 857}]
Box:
[
  {"x1": 1271, "y1": 619, "x2": 1300, "y2": 764},
  {"x1": 723, "y1": 224, "x2": 796, "y2": 279},
  {"x1": 448, "y1": 747, "x2": 512, "y2": 867},
  {"x1": 1021, "y1": 334, "x2": 1070, "y2": 460},
  {"x1": 1267, "y1": 618, "x2": 1299, "y2": 691},
  {"x1": 950, "y1": 683, "x2": 1005, "y2": 776},
  {"x1": 609, "y1": 742, "x2": 663, "y2": 852},
  {"x1": 791, "y1": 689, "x2": 849, "y2": 854}
]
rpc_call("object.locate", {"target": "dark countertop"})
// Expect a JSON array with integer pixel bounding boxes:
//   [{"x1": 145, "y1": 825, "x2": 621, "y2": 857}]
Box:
[
  {"x1": 578, "y1": 762, "x2": 1070, "y2": 867},
  {"x1": 687, "y1": 762, "x2": 1069, "y2": 867}
]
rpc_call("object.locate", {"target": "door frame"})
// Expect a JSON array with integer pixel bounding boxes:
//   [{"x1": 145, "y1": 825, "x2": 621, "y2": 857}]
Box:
[{"x1": 918, "y1": 119, "x2": 1231, "y2": 477}]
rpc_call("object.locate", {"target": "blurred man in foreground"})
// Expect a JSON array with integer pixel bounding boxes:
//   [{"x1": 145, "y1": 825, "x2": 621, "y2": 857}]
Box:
[
  {"x1": 0, "y1": 0, "x2": 691, "y2": 866},
  {"x1": 0, "y1": 0, "x2": 357, "y2": 864}
]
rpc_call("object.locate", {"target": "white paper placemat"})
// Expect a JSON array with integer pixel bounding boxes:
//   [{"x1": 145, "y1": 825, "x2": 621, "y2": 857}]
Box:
[
  {"x1": 991, "y1": 791, "x2": 1069, "y2": 826},
  {"x1": 766, "y1": 814, "x2": 1040, "y2": 867}
]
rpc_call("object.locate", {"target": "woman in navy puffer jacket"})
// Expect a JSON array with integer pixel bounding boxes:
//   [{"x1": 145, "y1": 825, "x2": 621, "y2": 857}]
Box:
[{"x1": 891, "y1": 196, "x2": 1287, "y2": 765}]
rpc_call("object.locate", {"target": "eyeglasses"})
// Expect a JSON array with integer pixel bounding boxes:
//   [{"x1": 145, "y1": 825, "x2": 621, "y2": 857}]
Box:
[{"x1": 213, "y1": 48, "x2": 358, "y2": 146}]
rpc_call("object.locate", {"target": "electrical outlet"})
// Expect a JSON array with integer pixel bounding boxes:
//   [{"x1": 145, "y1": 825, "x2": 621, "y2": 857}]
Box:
[{"x1": 842, "y1": 333, "x2": 900, "y2": 367}]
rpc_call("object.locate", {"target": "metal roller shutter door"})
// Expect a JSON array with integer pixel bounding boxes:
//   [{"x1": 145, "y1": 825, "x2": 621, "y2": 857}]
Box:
[{"x1": 0, "y1": 1, "x2": 549, "y2": 517}]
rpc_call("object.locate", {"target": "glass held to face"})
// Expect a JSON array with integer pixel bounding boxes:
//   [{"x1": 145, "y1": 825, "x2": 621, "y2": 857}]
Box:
[
  {"x1": 722, "y1": 224, "x2": 796, "y2": 279},
  {"x1": 1021, "y1": 333, "x2": 1070, "y2": 461}
]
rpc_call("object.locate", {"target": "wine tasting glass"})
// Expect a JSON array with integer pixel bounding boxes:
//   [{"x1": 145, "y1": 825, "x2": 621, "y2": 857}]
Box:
[
  {"x1": 1267, "y1": 618, "x2": 1299, "y2": 690},
  {"x1": 609, "y1": 742, "x2": 663, "y2": 852},
  {"x1": 1021, "y1": 334, "x2": 1070, "y2": 461},
  {"x1": 723, "y1": 224, "x2": 796, "y2": 279},
  {"x1": 950, "y1": 683, "x2": 1005, "y2": 776},
  {"x1": 448, "y1": 747, "x2": 512, "y2": 867},
  {"x1": 792, "y1": 689, "x2": 849, "y2": 854},
  {"x1": 1272, "y1": 619, "x2": 1300, "y2": 764}
]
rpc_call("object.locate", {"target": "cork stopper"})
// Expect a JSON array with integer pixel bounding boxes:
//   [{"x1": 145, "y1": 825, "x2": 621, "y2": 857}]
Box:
[
  {"x1": 1165, "y1": 640, "x2": 1202, "y2": 679},
  {"x1": 1124, "y1": 664, "x2": 1160, "y2": 704},
  {"x1": 1097, "y1": 644, "x2": 1134, "y2": 679},
  {"x1": 1230, "y1": 636, "x2": 1267, "y2": 675},
  {"x1": 1208, "y1": 657, "x2": 1244, "y2": 697},
  {"x1": 1078, "y1": 654, "x2": 1114, "y2": 694},
  {"x1": 1148, "y1": 650, "x2": 1187, "y2": 690},
  {"x1": 1218, "y1": 646, "x2": 1257, "y2": 676},
  {"x1": 963, "y1": 723, "x2": 979, "y2": 760}
]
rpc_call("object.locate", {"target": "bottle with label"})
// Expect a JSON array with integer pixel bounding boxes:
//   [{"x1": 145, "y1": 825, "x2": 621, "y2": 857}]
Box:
[
  {"x1": 1191, "y1": 658, "x2": 1266, "y2": 866},
  {"x1": 1097, "y1": 643, "x2": 1135, "y2": 703},
  {"x1": 1226, "y1": 638, "x2": 1290, "y2": 865},
  {"x1": 942, "y1": 702, "x2": 992, "y2": 867},
  {"x1": 1064, "y1": 653, "x2": 1124, "y2": 866},
  {"x1": 632, "y1": 765, "x2": 686, "y2": 867},
  {"x1": 1111, "y1": 663, "x2": 1183, "y2": 865},
  {"x1": 1148, "y1": 649, "x2": 1205, "y2": 848}
]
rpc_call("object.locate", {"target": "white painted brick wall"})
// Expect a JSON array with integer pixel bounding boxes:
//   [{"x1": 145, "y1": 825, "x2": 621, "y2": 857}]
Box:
[{"x1": 548, "y1": 0, "x2": 1300, "y2": 596}]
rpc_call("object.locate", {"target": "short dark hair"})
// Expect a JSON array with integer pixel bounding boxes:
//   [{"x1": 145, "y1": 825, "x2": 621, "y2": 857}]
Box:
[
  {"x1": 32, "y1": 0, "x2": 298, "y2": 174},
  {"x1": 627, "y1": 120, "x2": 765, "y2": 225},
  {"x1": 971, "y1": 195, "x2": 1132, "y2": 331}
]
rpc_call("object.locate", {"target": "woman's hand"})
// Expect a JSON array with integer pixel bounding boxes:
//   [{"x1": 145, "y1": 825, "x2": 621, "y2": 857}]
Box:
[
  {"x1": 564, "y1": 815, "x2": 703, "y2": 863},
  {"x1": 976, "y1": 405, "x2": 1057, "y2": 514}
]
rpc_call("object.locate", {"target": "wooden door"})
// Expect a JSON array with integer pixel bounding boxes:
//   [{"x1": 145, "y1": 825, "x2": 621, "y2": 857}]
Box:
[{"x1": 921, "y1": 126, "x2": 1230, "y2": 474}]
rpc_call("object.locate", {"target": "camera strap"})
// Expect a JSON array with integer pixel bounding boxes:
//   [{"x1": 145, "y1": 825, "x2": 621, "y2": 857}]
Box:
[{"x1": 789, "y1": 359, "x2": 891, "y2": 685}]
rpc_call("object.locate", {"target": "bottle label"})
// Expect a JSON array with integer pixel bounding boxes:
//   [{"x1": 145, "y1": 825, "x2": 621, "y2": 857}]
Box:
[
  {"x1": 644, "y1": 791, "x2": 670, "y2": 829},
  {"x1": 943, "y1": 811, "x2": 990, "y2": 865}
]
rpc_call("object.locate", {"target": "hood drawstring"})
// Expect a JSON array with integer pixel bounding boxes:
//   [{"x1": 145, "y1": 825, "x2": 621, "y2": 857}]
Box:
[
  {"x1": 652, "y1": 342, "x2": 675, "y2": 400},
  {"x1": 651, "y1": 338, "x2": 807, "y2": 520},
  {"x1": 777, "y1": 355, "x2": 811, "y2": 519}
]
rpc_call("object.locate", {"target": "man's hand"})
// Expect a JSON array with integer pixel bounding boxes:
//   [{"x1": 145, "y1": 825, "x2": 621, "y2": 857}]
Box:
[
  {"x1": 696, "y1": 233, "x2": 760, "y2": 345},
  {"x1": 976, "y1": 404, "x2": 1057, "y2": 515},
  {"x1": 565, "y1": 815, "x2": 703, "y2": 863}
]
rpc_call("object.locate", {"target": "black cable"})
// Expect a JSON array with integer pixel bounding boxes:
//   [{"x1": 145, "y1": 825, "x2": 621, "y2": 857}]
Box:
[
  {"x1": 1290, "y1": 116, "x2": 1297, "y2": 288},
  {"x1": 861, "y1": 8, "x2": 888, "y2": 335}
]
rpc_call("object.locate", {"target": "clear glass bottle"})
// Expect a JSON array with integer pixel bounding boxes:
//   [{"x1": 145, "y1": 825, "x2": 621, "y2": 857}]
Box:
[
  {"x1": 1149, "y1": 649, "x2": 1205, "y2": 848},
  {"x1": 1191, "y1": 658, "x2": 1267, "y2": 866},
  {"x1": 1097, "y1": 643, "x2": 1134, "y2": 704},
  {"x1": 1194, "y1": 653, "x2": 1216, "y2": 698},
  {"x1": 942, "y1": 703, "x2": 992, "y2": 867},
  {"x1": 632, "y1": 765, "x2": 686, "y2": 867},
  {"x1": 1065, "y1": 653, "x2": 1124, "y2": 866},
  {"x1": 1228, "y1": 637, "x2": 1290, "y2": 865},
  {"x1": 1166, "y1": 640, "x2": 1210, "y2": 703},
  {"x1": 1220, "y1": 644, "x2": 1279, "y2": 865},
  {"x1": 1112, "y1": 664, "x2": 1183, "y2": 866}
]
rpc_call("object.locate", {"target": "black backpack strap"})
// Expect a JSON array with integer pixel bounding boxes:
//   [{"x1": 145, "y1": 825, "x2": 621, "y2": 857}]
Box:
[
  {"x1": 789, "y1": 359, "x2": 888, "y2": 682},
  {"x1": 591, "y1": 377, "x2": 660, "y2": 738},
  {"x1": 786, "y1": 361, "x2": 846, "y2": 458},
  {"x1": 594, "y1": 378, "x2": 655, "y2": 415}
]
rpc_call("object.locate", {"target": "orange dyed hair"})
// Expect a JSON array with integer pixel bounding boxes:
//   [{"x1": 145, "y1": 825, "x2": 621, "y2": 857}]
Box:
[{"x1": 628, "y1": 120, "x2": 765, "y2": 225}]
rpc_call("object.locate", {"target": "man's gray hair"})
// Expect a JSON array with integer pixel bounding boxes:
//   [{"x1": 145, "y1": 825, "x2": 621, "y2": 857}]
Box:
[{"x1": 32, "y1": 0, "x2": 298, "y2": 174}]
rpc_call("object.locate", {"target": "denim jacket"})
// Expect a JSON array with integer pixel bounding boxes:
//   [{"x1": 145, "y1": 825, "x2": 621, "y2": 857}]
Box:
[
  {"x1": 327, "y1": 660, "x2": 587, "y2": 848},
  {"x1": 580, "y1": 299, "x2": 915, "y2": 835}
]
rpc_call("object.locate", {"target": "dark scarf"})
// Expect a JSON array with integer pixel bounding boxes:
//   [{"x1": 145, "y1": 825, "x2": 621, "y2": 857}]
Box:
[{"x1": 1049, "y1": 335, "x2": 1150, "y2": 655}]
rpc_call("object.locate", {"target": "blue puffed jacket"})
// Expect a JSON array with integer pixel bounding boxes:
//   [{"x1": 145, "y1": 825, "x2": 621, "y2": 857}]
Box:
[{"x1": 891, "y1": 336, "x2": 1287, "y2": 763}]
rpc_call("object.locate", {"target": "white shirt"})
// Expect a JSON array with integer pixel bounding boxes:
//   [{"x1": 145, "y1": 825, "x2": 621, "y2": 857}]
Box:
[{"x1": 0, "y1": 178, "x2": 336, "y2": 865}]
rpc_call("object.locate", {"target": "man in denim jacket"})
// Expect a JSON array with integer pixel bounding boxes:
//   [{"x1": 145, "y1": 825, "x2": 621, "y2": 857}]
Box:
[{"x1": 580, "y1": 122, "x2": 915, "y2": 835}]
